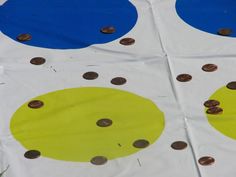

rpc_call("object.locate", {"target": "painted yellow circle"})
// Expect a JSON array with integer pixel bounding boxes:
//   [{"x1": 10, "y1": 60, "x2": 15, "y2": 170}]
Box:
[
  {"x1": 206, "y1": 86, "x2": 236, "y2": 140},
  {"x1": 11, "y1": 87, "x2": 165, "y2": 162}
]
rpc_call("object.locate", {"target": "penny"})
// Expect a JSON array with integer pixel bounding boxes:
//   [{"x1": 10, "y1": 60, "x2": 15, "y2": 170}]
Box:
[
  {"x1": 206, "y1": 107, "x2": 223, "y2": 115},
  {"x1": 227, "y1": 81, "x2": 236, "y2": 90},
  {"x1": 217, "y1": 28, "x2": 232, "y2": 36},
  {"x1": 17, "y1": 34, "x2": 32, "y2": 42},
  {"x1": 111, "y1": 77, "x2": 127, "y2": 85},
  {"x1": 24, "y1": 150, "x2": 41, "y2": 159},
  {"x1": 133, "y1": 139, "x2": 150, "y2": 148},
  {"x1": 90, "y1": 156, "x2": 108, "y2": 165},
  {"x1": 171, "y1": 141, "x2": 188, "y2": 150},
  {"x1": 30, "y1": 57, "x2": 46, "y2": 65},
  {"x1": 96, "y1": 118, "x2": 113, "y2": 127},
  {"x1": 28, "y1": 100, "x2": 44, "y2": 109},
  {"x1": 202, "y1": 64, "x2": 218, "y2": 72},
  {"x1": 204, "y1": 100, "x2": 220, "y2": 108},
  {"x1": 119, "y1": 38, "x2": 135, "y2": 46},
  {"x1": 198, "y1": 156, "x2": 215, "y2": 166},
  {"x1": 83, "y1": 72, "x2": 99, "y2": 80},
  {"x1": 176, "y1": 74, "x2": 192, "y2": 82},
  {"x1": 100, "y1": 26, "x2": 116, "y2": 34}
]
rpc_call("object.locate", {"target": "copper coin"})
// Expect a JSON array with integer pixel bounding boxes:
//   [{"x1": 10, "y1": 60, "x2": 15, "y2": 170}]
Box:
[
  {"x1": 202, "y1": 64, "x2": 218, "y2": 72},
  {"x1": 96, "y1": 119, "x2": 113, "y2": 127},
  {"x1": 133, "y1": 139, "x2": 150, "y2": 148},
  {"x1": 206, "y1": 107, "x2": 223, "y2": 115},
  {"x1": 24, "y1": 150, "x2": 41, "y2": 159},
  {"x1": 28, "y1": 100, "x2": 44, "y2": 109},
  {"x1": 176, "y1": 74, "x2": 192, "y2": 82},
  {"x1": 198, "y1": 156, "x2": 215, "y2": 166},
  {"x1": 100, "y1": 26, "x2": 116, "y2": 34},
  {"x1": 17, "y1": 34, "x2": 32, "y2": 42},
  {"x1": 217, "y1": 28, "x2": 232, "y2": 36},
  {"x1": 119, "y1": 38, "x2": 135, "y2": 46},
  {"x1": 227, "y1": 81, "x2": 236, "y2": 90},
  {"x1": 111, "y1": 77, "x2": 127, "y2": 85},
  {"x1": 204, "y1": 100, "x2": 220, "y2": 108},
  {"x1": 83, "y1": 72, "x2": 99, "y2": 80},
  {"x1": 171, "y1": 141, "x2": 188, "y2": 150},
  {"x1": 30, "y1": 57, "x2": 46, "y2": 65},
  {"x1": 90, "y1": 156, "x2": 108, "y2": 165}
]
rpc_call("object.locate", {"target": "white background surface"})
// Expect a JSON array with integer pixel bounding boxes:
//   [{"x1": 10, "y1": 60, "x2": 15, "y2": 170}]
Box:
[{"x1": 0, "y1": 0, "x2": 236, "y2": 177}]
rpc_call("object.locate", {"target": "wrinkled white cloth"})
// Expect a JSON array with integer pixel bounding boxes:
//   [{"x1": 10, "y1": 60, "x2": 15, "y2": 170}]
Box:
[{"x1": 0, "y1": 0, "x2": 235, "y2": 177}]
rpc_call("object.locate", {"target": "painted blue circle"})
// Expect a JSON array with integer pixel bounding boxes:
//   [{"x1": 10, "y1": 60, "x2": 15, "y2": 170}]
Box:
[
  {"x1": 0, "y1": 0, "x2": 138, "y2": 49},
  {"x1": 176, "y1": 0, "x2": 236, "y2": 37}
]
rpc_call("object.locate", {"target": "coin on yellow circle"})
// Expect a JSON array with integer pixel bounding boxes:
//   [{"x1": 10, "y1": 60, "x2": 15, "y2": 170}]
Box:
[
  {"x1": 11, "y1": 87, "x2": 165, "y2": 162},
  {"x1": 206, "y1": 84, "x2": 236, "y2": 140}
]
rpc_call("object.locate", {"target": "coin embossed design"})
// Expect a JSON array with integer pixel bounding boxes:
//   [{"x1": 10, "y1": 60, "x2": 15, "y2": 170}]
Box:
[
  {"x1": 198, "y1": 156, "x2": 215, "y2": 166},
  {"x1": 30, "y1": 57, "x2": 46, "y2": 65},
  {"x1": 217, "y1": 28, "x2": 233, "y2": 36},
  {"x1": 204, "y1": 100, "x2": 220, "y2": 108},
  {"x1": 90, "y1": 156, "x2": 108, "y2": 165},
  {"x1": 202, "y1": 64, "x2": 218, "y2": 72},
  {"x1": 28, "y1": 100, "x2": 44, "y2": 109},
  {"x1": 17, "y1": 34, "x2": 32, "y2": 41},
  {"x1": 171, "y1": 141, "x2": 188, "y2": 150},
  {"x1": 119, "y1": 38, "x2": 135, "y2": 46},
  {"x1": 133, "y1": 139, "x2": 150, "y2": 148},
  {"x1": 96, "y1": 119, "x2": 113, "y2": 127},
  {"x1": 227, "y1": 82, "x2": 236, "y2": 90},
  {"x1": 24, "y1": 150, "x2": 41, "y2": 159},
  {"x1": 176, "y1": 74, "x2": 192, "y2": 82},
  {"x1": 111, "y1": 77, "x2": 127, "y2": 85},
  {"x1": 206, "y1": 107, "x2": 223, "y2": 115},
  {"x1": 83, "y1": 72, "x2": 99, "y2": 80},
  {"x1": 100, "y1": 26, "x2": 116, "y2": 34}
]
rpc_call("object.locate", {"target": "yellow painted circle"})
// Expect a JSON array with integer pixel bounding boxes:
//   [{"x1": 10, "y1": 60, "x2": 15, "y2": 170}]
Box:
[
  {"x1": 11, "y1": 87, "x2": 165, "y2": 162},
  {"x1": 206, "y1": 86, "x2": 236, "y2": 140}
]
